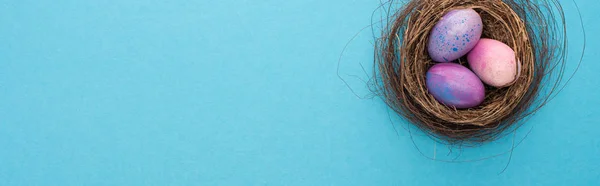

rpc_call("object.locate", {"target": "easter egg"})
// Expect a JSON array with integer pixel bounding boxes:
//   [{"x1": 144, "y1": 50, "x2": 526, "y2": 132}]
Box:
[
  {"x1": 426, "y1": 63, "x2": 485, "y2": 109},
  {"x1": 467, "y1": 38, "x2": 518, "y2": 87},
  {"x1": 427, "y1": 8, "x2": 483, "y2": 63}
]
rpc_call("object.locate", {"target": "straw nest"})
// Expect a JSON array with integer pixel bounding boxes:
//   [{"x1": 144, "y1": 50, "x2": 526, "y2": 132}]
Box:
[{"x1": 374, "y1": 0, "x2": 568, "y2": 143}]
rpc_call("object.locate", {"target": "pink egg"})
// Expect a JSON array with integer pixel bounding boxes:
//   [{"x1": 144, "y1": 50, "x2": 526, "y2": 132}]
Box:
[
  {"x1": 426, "y1": 63, "x2": 485, "y2": 109},
  {"x1": 427, "y1": 8, "x2": 483, "y2": 63},
  {"x1": 467, "y1": 38, "x2": 518, "y2": 87}
]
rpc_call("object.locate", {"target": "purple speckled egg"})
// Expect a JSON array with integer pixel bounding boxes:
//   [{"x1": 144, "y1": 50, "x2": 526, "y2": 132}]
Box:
[
  {"x1": 426, "y1": 63, "x2": 485, "y2": 109},
  {"x1": 467, "y1": 38, "x2": 518, "y2": 88},
  {"x1": 427, "y1": 8, "x2": 483, "y2": 63}
]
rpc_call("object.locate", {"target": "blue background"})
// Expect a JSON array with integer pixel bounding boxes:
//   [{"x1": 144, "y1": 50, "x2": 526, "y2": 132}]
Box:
[{"x1": 1, "y1": 0, "x2": 598, "y2": 185}]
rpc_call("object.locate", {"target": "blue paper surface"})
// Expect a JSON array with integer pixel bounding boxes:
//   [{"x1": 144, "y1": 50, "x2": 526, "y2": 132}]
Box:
[{"x1": 1, "y1": 0, "x2": 598, "y2": 185}]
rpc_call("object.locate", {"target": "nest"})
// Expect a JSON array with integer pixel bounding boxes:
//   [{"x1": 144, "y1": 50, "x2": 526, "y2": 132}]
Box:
[{"x1": 374, "y1": 0, "x2": 567, "y2": 143}]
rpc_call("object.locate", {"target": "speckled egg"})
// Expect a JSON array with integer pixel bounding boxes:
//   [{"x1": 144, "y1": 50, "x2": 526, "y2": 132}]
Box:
[
  {"x1": 427, "y1": 8, "x2": 483, "y2": 63},
  {"x1": 426, "y1": 63, "x2": 485, "y2": 109},
  {"x1": 467, "y1": 38, "x2": 518, "y2": 88}
]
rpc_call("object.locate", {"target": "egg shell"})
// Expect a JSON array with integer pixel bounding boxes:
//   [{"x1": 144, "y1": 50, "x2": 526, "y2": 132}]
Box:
[
  {"x1": 426, "y1": 63, "x2": 485, "y2": 109},
  {"x1": 467, "y1": 38, "x2": 518, "y2": 87},
  {"x1": 428, "y1": 8, "x2": 483, "y2": 63}
]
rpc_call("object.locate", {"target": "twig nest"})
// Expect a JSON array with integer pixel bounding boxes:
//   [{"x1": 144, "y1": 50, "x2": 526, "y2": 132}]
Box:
[{"x1": 373, "y1": 0, "x2": 566, "y2": 143}]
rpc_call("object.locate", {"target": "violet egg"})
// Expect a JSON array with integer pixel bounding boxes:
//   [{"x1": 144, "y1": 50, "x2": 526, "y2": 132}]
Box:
[
  {"x1": 427, "y1": 8, "x2": 483, "y2": 63},
  {"x1": 467, "y1": 38, "x2": 518, "y2": 88},
  {"x1": 426, "y1": 63, "x2": 485, "y2": 109}
]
